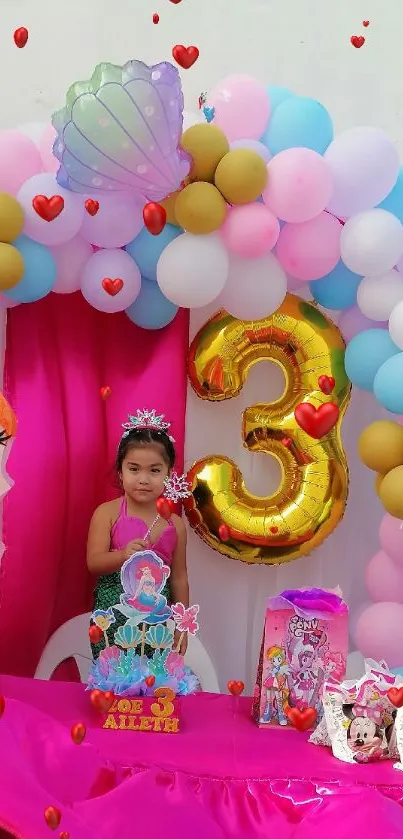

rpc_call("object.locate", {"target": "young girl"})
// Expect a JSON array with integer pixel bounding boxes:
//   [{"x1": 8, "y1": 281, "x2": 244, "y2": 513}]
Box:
[{"x1": 87, "y1": 409, "x2": 189, "y2": 659}]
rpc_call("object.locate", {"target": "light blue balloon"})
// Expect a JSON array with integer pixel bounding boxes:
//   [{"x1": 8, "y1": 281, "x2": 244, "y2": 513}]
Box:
[
  {"x1": 344, "y1": 329, "x2": 400, "y2": 391},
  {"x1": 374, "y1": 353, "x2": 403, "y2": 412},
  {"x1": 126, "y1": 224, "x2": 181, "y2": 283},
  {"x1": 378, "y1": 167, "x2": 403, "y2": 223},
  {"x1": 125, "y1": 277, "x2": 178, "y2": 330},
  {"x1": 310, "y1": 262, "x2": 361, "y2": 310},
  {"x1": 392, "y1": 667, "x2": 403, "y2": 677},
  {"x1": 267, "y1": 86, "x2": 294, "y2": 112},
  {"x1": 4, "y1": 235, "x2": 56, "y2": 303},
  {"x1": 263, "y1": 96, "x2": 333, "y2": 156}
]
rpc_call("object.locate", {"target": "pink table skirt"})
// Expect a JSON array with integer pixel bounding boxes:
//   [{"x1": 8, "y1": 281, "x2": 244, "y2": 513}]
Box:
[{"x1": 1, "y1": 675, "x2": 403, "y2": 839}]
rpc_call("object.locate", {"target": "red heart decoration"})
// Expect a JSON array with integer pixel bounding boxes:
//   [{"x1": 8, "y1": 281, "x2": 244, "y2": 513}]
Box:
[
  {"x1": 169, "y1": 0, "x2": 183, "y2": 3},
  {"x1": 71, "y1": 722, "x2": 86, "y2": 745},
  {"x1": 89, "y1": 625, "x2": 103, "y2": 644},
  {"x1": 32, "y1": 194, "x2": 64, "y2": 222},
  {"x1": 90, "y1": 689, "x2": 115, "y2": 713},
  {"x1": 145, "y1": 675, "x2": 156, "y2": 687},
  {"x1": 152, "y1": 13, "x2": 160, "y2": 23},
  {"x1": 351, "y1": 35, "x2": 365, "y2": 48},
  {"x1": 100, "y1": 386, "x2": 111, "y2": 400},
  {"x1": 318, "y1": 375, "x2": 335, "y2": 395},
  {"x1": 294, "y1": 402, "x2": 339, "y2": 439},
  {"x1": 101, "y1": 691, "x2": 115, "y2": 712},
  {"x1": 218, "y1": 524, "x2": 230, "y2": 542},
  {"x1": 143, "y1": 202, "x2": 167, "y2": 235},
  {"x1": 156, "y1": 496, "x2": 175, "y2": 520},
  {"x1": 362, "y1": 20, "x2": 370, "y2": 26},
  {"x1": 44, "y1": 806, "x2": 62, "y2": 830},
  {"x1": 0, "y1": 693, "x2": 5, "y2": 719},
  {"x1": 13, "y1": 27, "x2": 29, "y2": 48},
  {"x1": 281, "y1": 437, "x2": 292, "y2": 448},
  {"x1": 286, "y1": 706, "x2": 317, "y2": 731},
  {"x1": 60, "y1": 833, "x2": 70, "y2": 839},
  {"x1": 85, "y1": 198, "x2": 99, "y2": 216},
  {"x1": 228, "y1": 680, "x2": 245, "y2": 696},
  {"x1": 387, "y1": 687, "x2": 403, "y2": 708},
  {"x1": 102, "y1": 277, "x2": 124, "y2": 296},
  {"x1": 270, "y1": 526, "x2": 278, "y2": 534},
  {"x1": 172, "y1": 45, "x2": 199, "y2": 69}
]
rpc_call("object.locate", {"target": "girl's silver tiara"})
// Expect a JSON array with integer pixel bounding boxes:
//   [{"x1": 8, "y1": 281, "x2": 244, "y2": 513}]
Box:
[{"x1": 121, "y1": 409, "x2": 175, "y2": 443}]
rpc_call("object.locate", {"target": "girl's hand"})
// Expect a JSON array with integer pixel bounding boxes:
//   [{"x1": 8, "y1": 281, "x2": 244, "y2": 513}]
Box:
[
  {"x1": 123, "y1": 539, "x2": 147, "y2": 561},
  {"x1": 174, "y1": 630, "x2": 188, "y2": 656}
]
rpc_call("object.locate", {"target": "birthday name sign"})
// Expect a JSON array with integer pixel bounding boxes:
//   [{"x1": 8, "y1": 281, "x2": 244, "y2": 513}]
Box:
[{"x1": 102, "y1": 687, "x2": 180, "y2": 733}]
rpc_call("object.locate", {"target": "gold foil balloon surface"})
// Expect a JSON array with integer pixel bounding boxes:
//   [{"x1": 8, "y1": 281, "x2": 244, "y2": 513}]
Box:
[{"x1": 185, "y1": 294, "x2": 351, "y2": 565}]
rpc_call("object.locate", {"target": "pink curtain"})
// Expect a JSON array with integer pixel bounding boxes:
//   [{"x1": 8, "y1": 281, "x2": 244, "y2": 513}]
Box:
[{"x1": 0, "y1": 292, "x2": 189, "y2": 677}]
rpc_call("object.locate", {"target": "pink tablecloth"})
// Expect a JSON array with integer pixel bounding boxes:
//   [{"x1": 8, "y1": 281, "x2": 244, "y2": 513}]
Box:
[{"x1": 1, "y1": 676, "x2": 403, "y2": 839}]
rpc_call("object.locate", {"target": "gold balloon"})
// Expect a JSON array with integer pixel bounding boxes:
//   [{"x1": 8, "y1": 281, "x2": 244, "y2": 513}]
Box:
[
  {"x1": 379, "y1": 466, "x2": 403, "y2": 519},
  {"x1": 374, "y1": 473, "x2": 385, "y2": 497},
  {"x1": 174, "y1": 182, "x2": 227, "y2": 234},
  {"x1": 214, "y1": 149, "x2": 268, "y2": 205},
  {"x1": 0, "y1": 243, "x2": 24, "y2": 291},
  {"x1": 0, "y1": 193, "x2": 24, "y2": 243},
  {"x1": 358, "y1": 420, "x2": 403, "y2": 474},
  {"x1": 184, "y1": 294, "x2": 351, "y2": 565},
  {"x1": 181, "y1": 124, "x2": 229, "y2": 183}
]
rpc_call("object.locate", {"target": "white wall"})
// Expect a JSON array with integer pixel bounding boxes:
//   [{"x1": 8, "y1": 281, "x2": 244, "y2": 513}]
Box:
[{"x1": 2, "y1": 0, "x2": 402, "y2": 688}]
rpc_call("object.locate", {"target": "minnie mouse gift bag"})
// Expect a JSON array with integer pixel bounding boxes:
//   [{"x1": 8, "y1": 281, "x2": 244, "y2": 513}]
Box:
[{"x1": 252, "y1": 588, "x2": 348, "y2": 729}]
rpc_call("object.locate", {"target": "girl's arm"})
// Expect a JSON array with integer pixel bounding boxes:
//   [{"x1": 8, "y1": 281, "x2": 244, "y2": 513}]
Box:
[
  {"x1": 87, "y1": 503, "x2": 125, "y2": 574},
  {"x1": 170, "y1": 516, "x2": 189, "y2": 607}
]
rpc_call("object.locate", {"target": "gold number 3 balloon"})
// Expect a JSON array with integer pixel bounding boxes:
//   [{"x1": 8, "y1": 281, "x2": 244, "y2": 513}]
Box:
[{"x1": 185, "y1": 294, "x2": 351, "y2": 565}]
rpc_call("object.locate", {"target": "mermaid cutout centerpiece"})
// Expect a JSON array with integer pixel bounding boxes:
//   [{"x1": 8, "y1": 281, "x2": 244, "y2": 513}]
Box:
[{"x1": 116, "y1": 552, "x2": 172, "y2": 627}]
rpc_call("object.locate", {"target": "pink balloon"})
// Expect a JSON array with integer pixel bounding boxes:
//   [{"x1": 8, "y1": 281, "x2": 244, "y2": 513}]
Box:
[
  {"x1": 51, "y1": 236, "x2": 93, "y2": 294},
  {"x1": 209, "y1": 75, "x2": 270, "y2": 142},
  {"x1": 17, "y1": 172, "x2": 84, "y2": 246},
  {"x1": 80, "y1": 249, "x2": 141, "y2": 313},
  {"x1": 379, "y1": 514, "x2": 403, "y2": 566},
  {"x1": 0, "y1": 130, "x2": 42, "y2": 196},
  {"x1": 275, "y1": 212, "x2": 341, "y2": 281},
  {"x1": 365, "y1": 549, "x2": 403, "y2": 602},
  {"x1": 338, "y1": 305, "x2": 387, "y2": 342},
  {"x1": 355, "y1": 601, "x2": 403, "y2": 667},
  {"x1": 39, "y1": 124, "x2": 58, "y2": 173},
  {"x1": 263, "y1": 149, "x2": 333, "y2": 223},
  {"x1": 220, "y1": 204, "x2": 280, "y2": 258},
  {"x1": 81, "y1": 192, "x2": 143, "y2": 248}
]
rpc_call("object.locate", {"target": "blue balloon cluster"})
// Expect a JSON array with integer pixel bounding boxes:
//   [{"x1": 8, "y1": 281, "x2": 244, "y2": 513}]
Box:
[
  {"x1": 4, "y1": 235, "x2": 56, "y2": 303},
  {"x1": 261, "y1": 95, "x2": 333, "y2": 155},
  {"x1": 126, "y1": 277, "x2": 178, "y2": 330},
  {"x1": 310, "y1": 262, "x2": 361, "y2": 310},
  {"x1": 344, "y1": 329, "x2": 400, "y2": 393}
]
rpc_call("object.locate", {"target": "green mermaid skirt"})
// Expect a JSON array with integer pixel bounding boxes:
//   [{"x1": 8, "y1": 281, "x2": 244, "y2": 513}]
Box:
[{"x1": 90, "y1": 572, "x2": 171, "y2": 660}]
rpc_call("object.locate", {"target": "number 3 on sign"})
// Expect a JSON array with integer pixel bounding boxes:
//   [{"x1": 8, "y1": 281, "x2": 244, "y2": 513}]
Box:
[
  {"x1": 184, "y1": 295, "x2": 351, "y2": 565},
  {"x1": 150, "y1": 687, "x2": 176, "y2": 718}
]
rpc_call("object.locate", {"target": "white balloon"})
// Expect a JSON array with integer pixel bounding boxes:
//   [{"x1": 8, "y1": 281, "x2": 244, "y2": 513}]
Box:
[
  {"x1": 219, "y1": 252, "x2": 287, "y2": 320},
  {"x1": 341, "y1": 209, "x2": 403, "y2": 276},
  {"x1": 157, "y1": 233, "x2": 229, "y2": 308},
  {"x1": 51, "y1": 236, "x2": 93, "y2": 294},
  {"x1": 325, "y1": 127, "x2": 400, "y2": 218},
  {"x1": 389, "y1": 299, "x2": 403, "y2": 350},
  {"x1": 357, "y1": 270, "x2": 403, "y2": 321},
  {"x1": 182, "y1": 110, "x2": 205, "y2": 132}
]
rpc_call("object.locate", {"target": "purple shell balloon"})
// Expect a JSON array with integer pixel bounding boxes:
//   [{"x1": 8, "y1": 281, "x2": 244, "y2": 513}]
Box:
[{"x1": 51, "y1": 60, "x2": 190, "y2": 200}]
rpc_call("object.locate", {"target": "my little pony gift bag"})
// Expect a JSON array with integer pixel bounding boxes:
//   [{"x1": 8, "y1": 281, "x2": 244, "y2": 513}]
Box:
[{"x1": 252, "y1": 588, "x2": 348, "y2": 729}]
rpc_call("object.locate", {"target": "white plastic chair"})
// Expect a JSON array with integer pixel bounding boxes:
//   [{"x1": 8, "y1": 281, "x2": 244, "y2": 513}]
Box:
[{"x1": 35, "y1": 613, "x2": 220, "y2": 693}]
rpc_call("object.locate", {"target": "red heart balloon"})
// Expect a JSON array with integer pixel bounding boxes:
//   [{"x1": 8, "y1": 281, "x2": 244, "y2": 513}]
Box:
[
  {"x1": 60, "y1": 833, "x2": 70, "y2": 839},
  {"x1": 143, "y1": 202, "x2": 167, "y2": 235},
  {"x1": 100, "y1": 386, "x2": 111, "y2": 401},
  {"x1": 157, "y1": 497, "x2": 175, "y2": 520},
  {"x1": 32, "y1": 194, "x2": 64, "y2": 222},
  {"x1": 387, "y1": 687, "x2": 403, "y2": 708},
  {"x1": 71, "y1": 722, "x2": 86, "y2": 745},
  {"x1": 294, "y1": 402, "x2": 339, "y2": 439},
  {"x1": 228, "y1": 680, "x2": 245, "y2": 696},
  {"x1": 44, "y1": 805, "x2": 62, "y2": 830},
  {"x1": 145, "y1": 675, "x2": 156, "y2": 687},
  {"x1": 172, "y1": 45, "x2": 200, "y2": 70},
  {"x1": 318, "y1": 375, "x2": 335, "y2": 395},
  {"x1": 0, "y1": 693, "x2": 5, "y2": 719},
  {"x1": 286, "y1": 706, "x2": 317, "y2": 731},
  {"x1": 362, "y1": 19, "x2": 370, "y2": 26},
  {"x1": 218, "y1": 524, "x2": 230, "y2": 542},
  {"x1": 89, "y1": 625, "x2": 103, "y2": 644},
  {"x1": 102, "y1": 277, "x2": 124, "y2": 296},
  {"x1": 269, "y1": 526, "x2": 278, "y2": 534},
  {"x1": 350, "y1": 35, "x2": 365, "y2": 48},
  {"x1": 281, "y1": 437, "x2": 292, "y2": 448},
  {"x1": 13, "y1": 27, "x2": 29, "y2": 48},
  {"x1": 85, "y1": 198, "x2": 99, "y2": 216}
]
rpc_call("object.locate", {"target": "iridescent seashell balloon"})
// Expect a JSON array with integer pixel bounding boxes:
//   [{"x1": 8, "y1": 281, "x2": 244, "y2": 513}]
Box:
[{"x1": 52, "y1": 60, "x2": 190, "y2": 200}]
